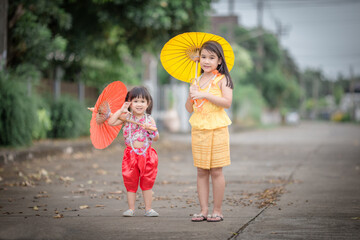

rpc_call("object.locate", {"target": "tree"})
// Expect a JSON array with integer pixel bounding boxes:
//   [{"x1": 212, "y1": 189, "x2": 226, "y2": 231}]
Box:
[
  {"x1": 59, "y1": 0, "x2": 212, "y2": 87},
  {"x1": 7, "y1": 0, "x2": 212, "y2": 88},
  {"x1": 233, "y1": 26, "x2": 301, "y2": 110},
  {"x1": 7, "y1": 0, "x2": 70, "y2": 71}
]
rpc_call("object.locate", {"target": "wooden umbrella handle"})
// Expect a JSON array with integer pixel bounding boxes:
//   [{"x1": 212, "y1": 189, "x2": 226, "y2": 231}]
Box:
[
  {"x1": 119, "y1": 115, "x2": 158, "y2": 132},
  {"x1": 88, "y1": 107, "x2": 157, "y2": 132}
]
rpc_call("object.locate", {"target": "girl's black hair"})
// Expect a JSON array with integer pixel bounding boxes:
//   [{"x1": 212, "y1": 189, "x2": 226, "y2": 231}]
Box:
[
  {"x1": 199, "y1": 40, "x2": 234, "y2": 89},
  {"x1": 125, "y1": 86, "x2": 153, "y2": 114}
]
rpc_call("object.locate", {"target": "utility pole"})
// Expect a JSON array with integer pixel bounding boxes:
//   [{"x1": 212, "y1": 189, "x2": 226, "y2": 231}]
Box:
[
  {"x1": 299, "y1": 74, "x2": 306, "y2": 118},
  {"x1": 256, "y1": 0, "x2": 264, "y2": 73},
  {"x1": 0, "y1": 0, "x2": 8, "y2": 71},
  {"x1": 349, "y1": 65, "x2": 355, "y2": 121},
  {"x1": 312, "y1": 75, "x2": 320, "y2": 120},
  {"x1": 274, "y1": 18, "x2": 290, "y2": 43},
  {"x1": 228, "y1": 0, "x2": 234, "y2": 15},
  {"x1": 54, "y1": 66, "x2": 64, "y2": 100}
]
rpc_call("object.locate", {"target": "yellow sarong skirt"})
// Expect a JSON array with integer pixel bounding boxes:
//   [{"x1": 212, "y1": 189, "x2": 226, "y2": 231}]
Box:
[{"x1": 191, "y1": 127, "x2": 231, "y2": 169}]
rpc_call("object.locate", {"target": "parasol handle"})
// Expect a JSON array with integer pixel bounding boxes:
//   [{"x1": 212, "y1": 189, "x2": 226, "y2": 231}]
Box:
[
  {"x1": 118, "y1": 115, "x2": 158, "y2": 132},
  {"x1": 195, "y1": 60, "x2": 199, "y2": 80},
  {"x1": 88, "y1": 107, "x2": 157, "y2": 132},
  {"x1": 192, "y1": 61, "x2": 199, "y2": 105}
]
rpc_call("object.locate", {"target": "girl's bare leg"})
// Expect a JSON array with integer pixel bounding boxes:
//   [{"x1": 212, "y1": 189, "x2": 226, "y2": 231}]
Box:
[
  {"x1": 127, "y1": 192, "x2": 136, "y2": 210},
  {"x1": 210, "y1": 167, "x2": 225, "y2": 216},
  {"x1": 197, "y1": 167, "x2": 210, "y2": 216},
  {"x1": 142, "y1": 190, "x2": 153, "y2": 211}
]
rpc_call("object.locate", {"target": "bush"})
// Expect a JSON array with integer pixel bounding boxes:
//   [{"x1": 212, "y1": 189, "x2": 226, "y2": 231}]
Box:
[
  {"x1": 331, "y1": 111, "x2": 351, "y2": 122},
  {"x1": 48, "y1": 96, "x2": 89, "y2": 138},
  {"x1": 29, "y1": 95, "x2": 52, "y2": 140},
  {"x1": 233, "y1": 84, "x2": 266, "y2": 126},
  {"x1": 0, "y1": 72, "x2": 37, "y2": 147},
  {"x1": 32, "y1": 108, "x2": 52, "y2": 140}
]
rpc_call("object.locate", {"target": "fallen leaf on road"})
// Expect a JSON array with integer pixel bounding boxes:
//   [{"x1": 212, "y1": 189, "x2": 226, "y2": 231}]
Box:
[
  {"x1": 53, "y1": 214, "x2": 64, "y2": 219},
  {"x1": 21, "y1": 181, "x2": 33, "y2": 186},
  {"x1": 255, "y1": 186, "x2": 285, "y2": 208},
  {"x1": 95, "y1": 205, "x2": 105, "y2": 207},
  {"x1": 59, "y1": 176, "x2": 74, "y2": 182},
  {"x1": 34, "y1": 194, "x2": 49, "y2": 199},
  {"x1": 160, "y1": 180, "x2": 170, "y2": 185},
  {"x1": 79, "y1": 205, "x2": 89, "y2": 209},
  {"x1": 109, "y1": 191, "x2": 122, "y2": 194},
  {"x1": 96, "y1": 169, "x2": 107, "y2": 175}
]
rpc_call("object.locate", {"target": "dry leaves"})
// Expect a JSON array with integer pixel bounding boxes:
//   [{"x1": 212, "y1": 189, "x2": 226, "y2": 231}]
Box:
[
  {"x1": 59, "y1": 176, "x2": 74, "y2": 182},
  {"x1": 254, "y1": 186, "x2": 286, "y2": 208},
  {"x1": 53, "y1": 214, "x2": 64, "y2": 219}
]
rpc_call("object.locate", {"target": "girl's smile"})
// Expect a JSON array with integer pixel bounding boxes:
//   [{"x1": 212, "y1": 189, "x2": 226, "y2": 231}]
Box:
[
  {"x1": 130, "y1": 97, "x2": 149, "y2": 117},
  {"x1": 200, "y1": 49, "x2": 221, "y2": 74}
]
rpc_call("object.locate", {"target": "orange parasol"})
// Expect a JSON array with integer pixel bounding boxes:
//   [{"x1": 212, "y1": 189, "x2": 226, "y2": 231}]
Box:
[
  {"x1": 160, "y1": 32, "x2": 234, "y2": 83},
  {"x1": 89, "y1": 81, "x2": 127, "y2": 149}
]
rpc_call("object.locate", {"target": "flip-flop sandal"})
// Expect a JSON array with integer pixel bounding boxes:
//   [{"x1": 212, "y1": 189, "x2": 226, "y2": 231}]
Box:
[
  {"x1": 191, "y1": 213, "x2": 207, "y2": 222},
  {"x1": 207, "y1": 214, "x2": 224, "y2": 222}
]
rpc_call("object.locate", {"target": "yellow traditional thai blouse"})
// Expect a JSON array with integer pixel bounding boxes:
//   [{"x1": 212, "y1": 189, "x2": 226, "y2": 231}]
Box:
[{"x1": 189, "y1": 74, "x2": 232, "y2": 130}]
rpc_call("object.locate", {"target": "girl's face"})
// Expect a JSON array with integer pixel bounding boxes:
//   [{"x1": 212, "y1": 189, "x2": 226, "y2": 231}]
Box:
[
  {"x1": 200, "y1": 49, "x2": 221, "y2": 74},
  {"x1": 129, "y1": 97, "x2": 149, "y2": 116}
]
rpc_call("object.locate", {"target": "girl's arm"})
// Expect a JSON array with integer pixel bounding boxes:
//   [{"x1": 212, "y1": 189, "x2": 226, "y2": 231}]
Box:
[
  {"x1": 108, "y1": 102, "x2": 131, "y2": 126},
  {"x1": 185, "y1": 85, "x2": 197, "y2": 113},
  {"x1": 190, "y1": 78, "x2": 233, "y2": 109},
  {"x1": 145, "y1": 117, "x2": 159, "y2": 142},
  {"x1": 185, "y1": 94, "x2": 194, "y2": 113}
]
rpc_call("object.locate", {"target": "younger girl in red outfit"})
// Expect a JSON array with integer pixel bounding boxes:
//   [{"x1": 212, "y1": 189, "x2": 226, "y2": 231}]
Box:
[{"x1": 108, "y1": 86, "x2": 159, "y2": 217}]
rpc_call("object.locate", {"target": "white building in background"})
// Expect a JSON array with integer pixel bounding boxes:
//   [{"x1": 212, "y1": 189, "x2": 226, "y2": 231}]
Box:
[{"x1": 340, "y1": 93, "x2": 360, "y2": 122}]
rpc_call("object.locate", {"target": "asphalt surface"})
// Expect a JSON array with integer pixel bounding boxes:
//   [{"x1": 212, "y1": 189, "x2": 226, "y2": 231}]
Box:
[{"x1": 0, "y1": 121, "x2": 359, "y2": 240}]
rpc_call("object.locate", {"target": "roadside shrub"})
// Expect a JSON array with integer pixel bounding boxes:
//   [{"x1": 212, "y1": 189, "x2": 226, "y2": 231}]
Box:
[
  {"x1": 32, "y1": 108, "x2": 52, "y2": 140},
  {"x1": 30, "y1": 95, "x2": 52, "y2": 140},
  {"x1": 0, "y1": 72, "x2": 37, "y2": 146},
  {"x1": 331, "y1": 111, "x2": 351, "y2": 122},
  {"x1": 81, "y1": 102, "x2": 92, "y2": 137},
  {"x1": 48, "y1": 96, "x2": 88, "y2": 138},
  {"x1": 233, "y1": 84, "x2": 266, "y2": 126}
]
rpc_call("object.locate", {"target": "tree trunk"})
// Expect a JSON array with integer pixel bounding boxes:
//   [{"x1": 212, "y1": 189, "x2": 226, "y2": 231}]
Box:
[{"x1": 0, "y1": 0, "x2": 8, "y2": 71}]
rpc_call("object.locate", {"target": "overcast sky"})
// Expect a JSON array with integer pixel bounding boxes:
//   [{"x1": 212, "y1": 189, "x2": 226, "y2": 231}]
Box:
[{"x1": 211, "y1": 0, "x2": 360, "y2": 79}]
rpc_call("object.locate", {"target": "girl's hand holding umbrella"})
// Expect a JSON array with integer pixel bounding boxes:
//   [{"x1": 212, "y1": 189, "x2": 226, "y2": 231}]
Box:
[
  {"x1": 190, "y1": 84, "x2": 199, "y2": 95},
  {"x1": 107, "y1": 102, "x2": 131, "y2": 126},
  {"x1": 142, "y1": 123, "x2": 157, "y2": 132}
]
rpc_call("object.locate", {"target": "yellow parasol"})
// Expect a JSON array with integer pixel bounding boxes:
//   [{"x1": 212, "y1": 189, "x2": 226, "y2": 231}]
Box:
[{"x1": 160, "y1": 32, "x2": 234, "y2": 83}]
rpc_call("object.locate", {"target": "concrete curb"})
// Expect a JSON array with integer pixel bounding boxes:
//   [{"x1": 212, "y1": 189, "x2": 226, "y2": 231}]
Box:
[
  {"x1": 0, "y1": 140, "x2": 95, "y2": 165},
  {"x1": 0, "y1": 132, "x2": 190, "y2": 165}
]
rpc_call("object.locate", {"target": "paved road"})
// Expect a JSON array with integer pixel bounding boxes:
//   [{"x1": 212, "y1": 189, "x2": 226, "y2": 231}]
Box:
[{"x1": 0, "y1": 121, "x2": 359, "y2": 240}]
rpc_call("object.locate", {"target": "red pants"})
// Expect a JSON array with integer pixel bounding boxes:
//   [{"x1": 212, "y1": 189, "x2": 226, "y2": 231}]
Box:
[{"x1": 122, "y1": 146, "x2": 158, "y2": 193}]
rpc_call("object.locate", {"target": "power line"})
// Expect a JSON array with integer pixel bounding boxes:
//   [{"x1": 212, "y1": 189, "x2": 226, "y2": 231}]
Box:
[
  {"x1": 212, "y1": 0, "x2": 360, "y2": 10},
  {"x1": 296, "y1": 54, "x2": 360, "y2": 59}
]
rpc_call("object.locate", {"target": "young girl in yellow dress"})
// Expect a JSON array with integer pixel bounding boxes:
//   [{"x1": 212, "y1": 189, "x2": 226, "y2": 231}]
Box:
[{"x1": 185, "y1": 41, "x2": 233, "y2": 222}]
